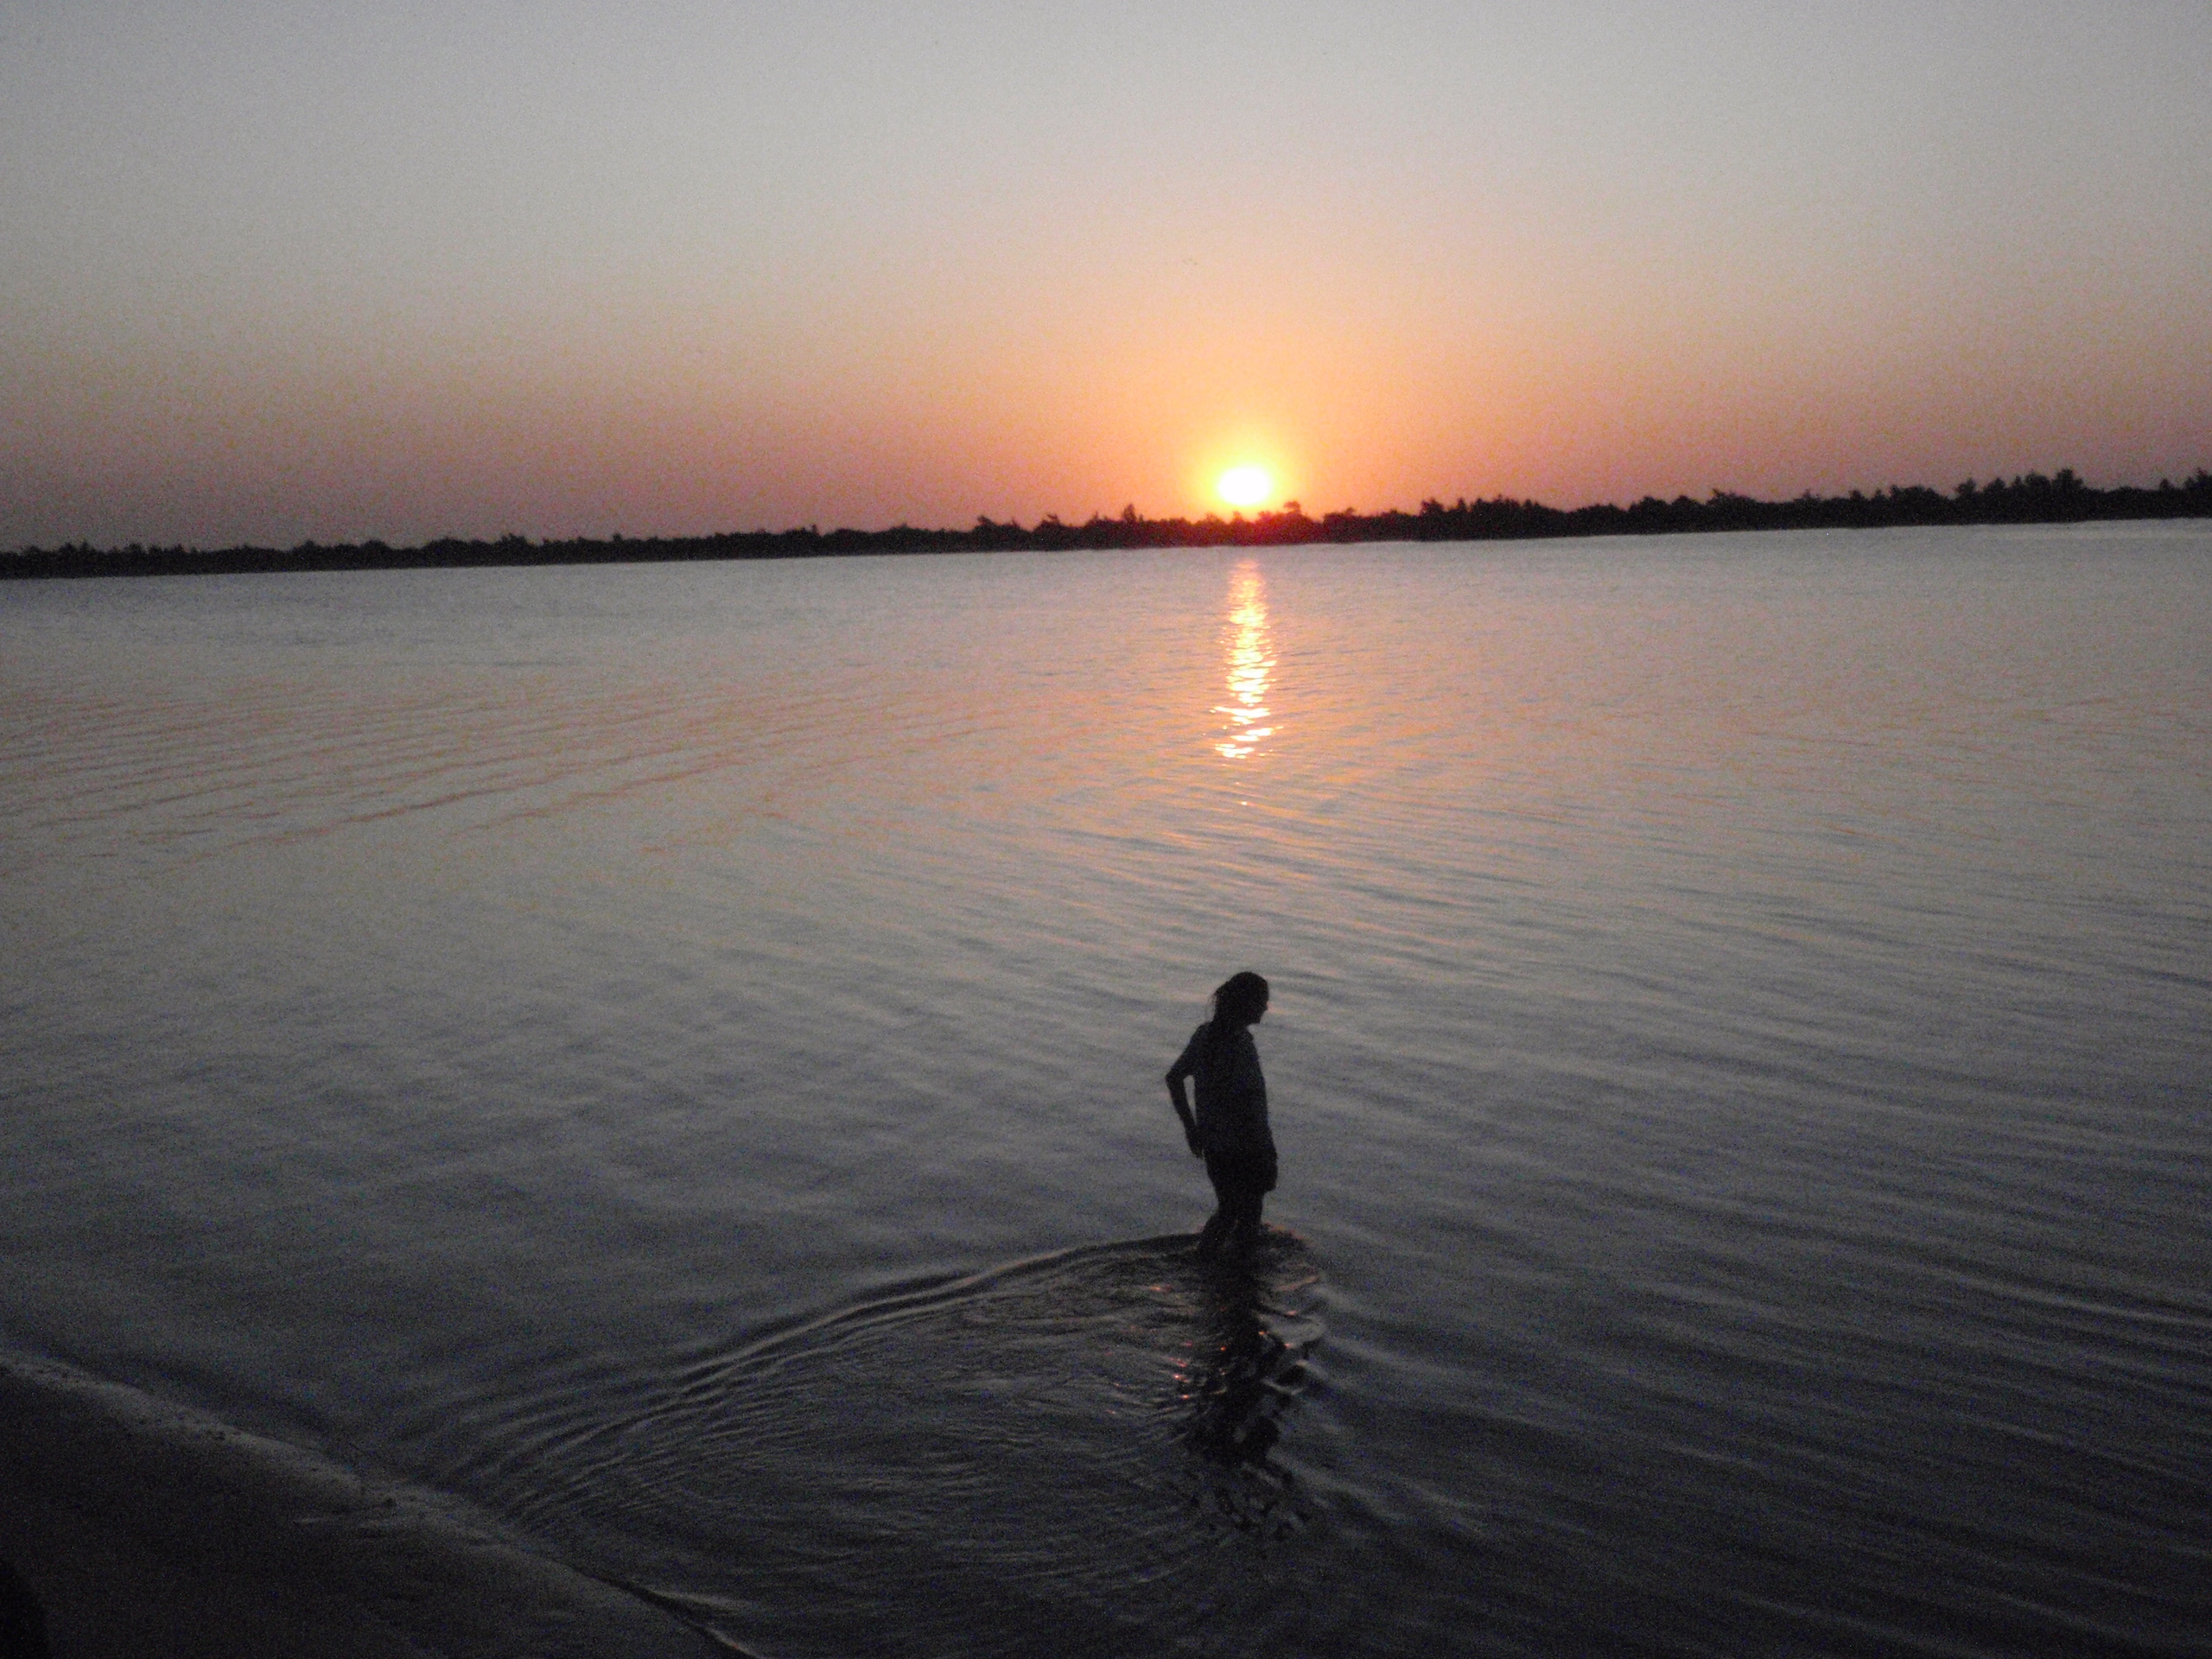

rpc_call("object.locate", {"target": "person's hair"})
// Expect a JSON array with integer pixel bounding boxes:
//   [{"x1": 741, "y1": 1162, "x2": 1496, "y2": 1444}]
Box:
[{"x1": 1210, "y1": 970, "x2": 1270, "y2": 1032}]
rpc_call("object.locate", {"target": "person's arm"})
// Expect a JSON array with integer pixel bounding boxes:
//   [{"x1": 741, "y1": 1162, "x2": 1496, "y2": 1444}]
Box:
[{"x1": 1166, "y1": 1041, "x2": 1205, "y2": 1157}]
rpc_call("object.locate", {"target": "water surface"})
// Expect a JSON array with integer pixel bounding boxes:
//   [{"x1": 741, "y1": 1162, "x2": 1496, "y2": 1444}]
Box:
[{"x1": 4, "y1": 524, "x2": 2209, "y2": 1655}]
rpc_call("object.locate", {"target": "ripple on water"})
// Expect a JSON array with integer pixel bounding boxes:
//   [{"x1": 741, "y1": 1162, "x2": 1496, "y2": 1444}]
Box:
[{"x1": 426, "y1": 1233, "x2": 1327, "y2": 1659}]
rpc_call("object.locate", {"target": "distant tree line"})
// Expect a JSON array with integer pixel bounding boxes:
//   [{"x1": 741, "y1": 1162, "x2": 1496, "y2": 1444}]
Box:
[{"x1": 7, "y1": 467, "x2": 2209, "y2": 580}]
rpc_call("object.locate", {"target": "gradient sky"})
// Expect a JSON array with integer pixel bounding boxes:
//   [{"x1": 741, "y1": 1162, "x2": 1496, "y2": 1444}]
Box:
[{"x1": 4, "y1": 2, "x2": 2209, "y2": 547}]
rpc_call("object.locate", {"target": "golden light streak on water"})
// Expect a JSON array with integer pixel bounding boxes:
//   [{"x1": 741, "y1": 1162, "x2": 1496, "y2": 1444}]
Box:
[{"x1": 1214, "y1": 560, "x2": 1275, "y2": 760}]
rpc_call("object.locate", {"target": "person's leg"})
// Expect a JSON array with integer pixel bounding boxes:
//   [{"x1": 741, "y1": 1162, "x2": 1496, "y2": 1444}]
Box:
[
  {"x1": 1196, "y1": 1203, "x2": 1230, "y2": 1257},
  {"x1": 1197, "y1": 1154, "x2": 1231, "y2": 1257},
  {"x1": 1201, "y1": 1153, "x2": 1265, "y2": 1259},
  {"x1": 1224, "y1": 1180, "x2": 1264, "y2": 1255},
  {"x1": 1199, "y1": 1152, "x2": 1258, "y2": 1258}
]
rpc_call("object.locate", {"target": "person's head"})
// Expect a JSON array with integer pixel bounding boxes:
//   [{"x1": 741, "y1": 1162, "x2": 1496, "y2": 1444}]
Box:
[{"x1": 1211, "y1": 970, "x2": 1270, "y2": 1029}]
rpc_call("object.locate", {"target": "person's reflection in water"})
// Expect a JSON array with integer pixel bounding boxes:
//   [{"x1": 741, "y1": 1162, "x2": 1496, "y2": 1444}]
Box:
[
  {"x1": 1177, "y1": 1251, "x2": 1308, "y2": 1473},
  {"x1": 1166, "y1": 971, "x2": 1276, "y2": 1261}
]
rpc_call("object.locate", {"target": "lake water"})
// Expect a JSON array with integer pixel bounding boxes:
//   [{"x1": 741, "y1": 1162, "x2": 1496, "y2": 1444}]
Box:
[{"x1": 4, "y1": 524, "x2": 2209, "y2": 1656}]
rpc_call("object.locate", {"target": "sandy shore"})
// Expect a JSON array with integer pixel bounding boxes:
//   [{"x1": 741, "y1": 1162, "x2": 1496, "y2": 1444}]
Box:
[{"x1": 0, "y1": 1354, "x2": 721, "y2": 1658}]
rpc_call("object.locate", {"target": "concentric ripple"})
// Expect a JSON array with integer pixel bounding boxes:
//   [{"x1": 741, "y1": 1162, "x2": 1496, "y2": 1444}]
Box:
[{"x1": 418, "y1": 1234, "x2": 1325, "y2": 1659}]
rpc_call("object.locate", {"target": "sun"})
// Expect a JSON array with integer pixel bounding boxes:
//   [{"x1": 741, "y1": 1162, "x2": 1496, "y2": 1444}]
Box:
[{"x1": 1216, "y1": 465, "x2": 1274, "y2": 510}]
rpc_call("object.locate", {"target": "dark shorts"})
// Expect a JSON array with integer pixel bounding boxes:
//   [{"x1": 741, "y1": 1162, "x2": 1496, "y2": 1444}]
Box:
[{"x1": 1205, "y1": 1146, "x2": 1278, "y2": 1197}]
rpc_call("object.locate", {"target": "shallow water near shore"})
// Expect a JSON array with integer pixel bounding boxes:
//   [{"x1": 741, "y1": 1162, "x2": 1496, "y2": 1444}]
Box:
[{"x1": 4, "y1": 524, "x2": 2209, "y2": 1655}]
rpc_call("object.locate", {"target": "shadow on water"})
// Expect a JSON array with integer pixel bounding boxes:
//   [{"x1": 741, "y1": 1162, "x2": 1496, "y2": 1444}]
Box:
[{"x1": 478, "y1": 1230, "x2": 1328, "y2": 1659}]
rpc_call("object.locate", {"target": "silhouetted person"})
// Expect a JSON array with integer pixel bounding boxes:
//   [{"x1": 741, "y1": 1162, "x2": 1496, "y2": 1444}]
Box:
[{"x1": 1166, "y1": 970, "x2": 1275, "y2": 1260}]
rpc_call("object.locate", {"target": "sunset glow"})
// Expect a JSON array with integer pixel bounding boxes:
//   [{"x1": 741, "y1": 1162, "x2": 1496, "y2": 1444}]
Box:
[{"x1": 2, "y1": 10, "x2": 2207, "y2": 549}]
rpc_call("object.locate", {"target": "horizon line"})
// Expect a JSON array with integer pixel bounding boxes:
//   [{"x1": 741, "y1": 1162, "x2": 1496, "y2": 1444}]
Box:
[{"x1": 8, "y1": 465, "x2": 2210, "y2": 575}]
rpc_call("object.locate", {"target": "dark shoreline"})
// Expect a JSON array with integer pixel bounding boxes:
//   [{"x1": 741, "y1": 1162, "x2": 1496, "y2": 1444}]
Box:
[
  {"x1": 0, "y1": 1352, "x2": 716, "y2": 1657},
  {"x1": 8, "y1": 467, "x2": 2209, "y2": 581}
]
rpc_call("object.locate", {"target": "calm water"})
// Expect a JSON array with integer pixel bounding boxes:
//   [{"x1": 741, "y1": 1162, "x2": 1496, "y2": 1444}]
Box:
[{"x1": 4, "y1": 525, "x2": 2209, "y2": 1656}]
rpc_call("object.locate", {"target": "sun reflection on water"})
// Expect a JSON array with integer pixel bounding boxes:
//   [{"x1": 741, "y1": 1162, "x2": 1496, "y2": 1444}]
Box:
[{"x1": 1215, "y1": 560, "x2": 1275, "y2": 760}]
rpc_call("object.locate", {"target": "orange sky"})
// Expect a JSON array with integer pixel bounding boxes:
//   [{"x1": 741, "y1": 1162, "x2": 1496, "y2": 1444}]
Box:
[{"x1": 4, "y1": 4, "x2": 2209, "y2": 547}]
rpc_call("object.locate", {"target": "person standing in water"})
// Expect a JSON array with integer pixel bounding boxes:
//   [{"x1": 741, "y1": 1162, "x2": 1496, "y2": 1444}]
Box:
[{"x1": 1166, "y1": 970, "x2": 1275, "y2": 1260}]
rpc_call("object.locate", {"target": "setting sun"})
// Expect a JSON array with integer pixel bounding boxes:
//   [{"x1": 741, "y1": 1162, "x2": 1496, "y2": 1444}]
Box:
[{"x1": 1216, "y1": 466, "x2": 1274, "y2": 510}]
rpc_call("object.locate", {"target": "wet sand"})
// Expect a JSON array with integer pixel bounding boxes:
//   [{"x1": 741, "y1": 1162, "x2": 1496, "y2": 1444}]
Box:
[{"x1": 0, "y1": 1356, "x2": 716, "y2": 1658}]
